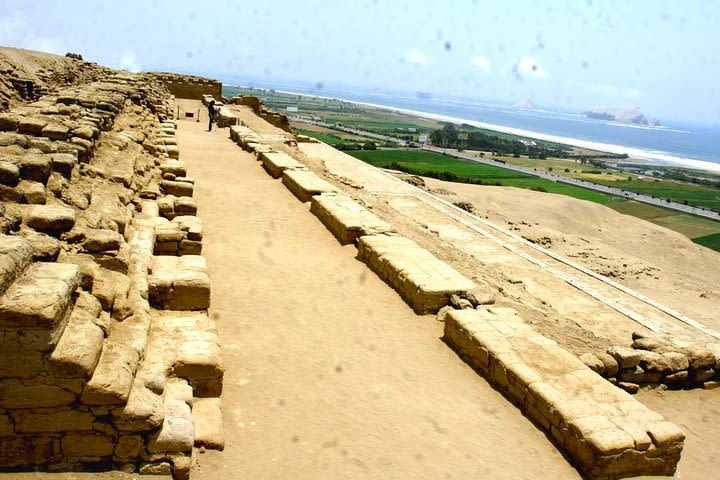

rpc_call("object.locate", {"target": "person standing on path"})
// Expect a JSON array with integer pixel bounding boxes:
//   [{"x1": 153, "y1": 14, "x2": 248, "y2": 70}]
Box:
[{"x1": 208, "y1": 99, "x2": 217, "y2": 132}]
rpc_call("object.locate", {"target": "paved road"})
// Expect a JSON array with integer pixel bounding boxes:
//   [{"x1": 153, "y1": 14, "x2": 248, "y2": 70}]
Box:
[{"x1": 423, "y1": 145, "x2": 720, "y2": 221}]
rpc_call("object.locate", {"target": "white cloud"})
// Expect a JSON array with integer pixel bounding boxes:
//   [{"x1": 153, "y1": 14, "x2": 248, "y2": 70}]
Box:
[
  {"x1": 591, "y1": 84, "x2": 644, "y2": 99},
  {"x1": 512, "y1": 56, "x2": 547, "y2": 79},
  {"x1": 118, "y1": 52, "x2": 142, "y2": 73},
  {"x1": 470, "y1": 55, "x2": 491, "y2": 71},
  {"x1": 0, "y1": 10, "x2": 64, "y2": 54},
  {"x1": 402, "y1": 49, "x2": 430, "y2": 67}
]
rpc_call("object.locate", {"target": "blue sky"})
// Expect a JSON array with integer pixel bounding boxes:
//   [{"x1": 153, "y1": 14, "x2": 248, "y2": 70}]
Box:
[{"x1": 1, "y1": 0, "x2": 718, "y2": 123}]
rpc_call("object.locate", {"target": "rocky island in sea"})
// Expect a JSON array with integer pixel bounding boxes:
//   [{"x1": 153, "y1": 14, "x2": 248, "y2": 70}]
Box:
[
  {"x1": 514, "y1": 98, "x2": 536, "y2": 109},
  {"x1": 582, "y1": 106, "x2": 655, "y2": 125}
]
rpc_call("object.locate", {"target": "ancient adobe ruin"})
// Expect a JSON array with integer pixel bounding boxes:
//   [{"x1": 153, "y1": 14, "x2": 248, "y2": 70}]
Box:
[
  {"x1": 4, "y1": 47, "x2": 720, "y2": 479},
  {"x1": 0, "y1": 52, "x2": 222, "y2": 478}
]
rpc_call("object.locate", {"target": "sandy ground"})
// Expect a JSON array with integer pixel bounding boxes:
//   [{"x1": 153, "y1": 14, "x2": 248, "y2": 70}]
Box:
[
  {"x1": 180, "y1": 103, "x2": 720, "y2": 480},
  {"x1": 422, "y1": 178, "x2": 720, "y2": 327},
  {"x1": 173, "y1": 105, "x2": 582, "y2": 479},
  {"x1": 291, "y1": 143, "x2": 720, "y2": 355},
  {"x1": 8, "y1": 101, "x2": 718, "y2": 479}
]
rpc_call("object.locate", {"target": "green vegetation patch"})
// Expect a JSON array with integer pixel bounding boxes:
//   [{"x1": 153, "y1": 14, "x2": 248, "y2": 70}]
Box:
[
  {"x1": 295, "y1": 128, "x2": 379, "y2": 150},
  {"x1": 692, "y1": 232, "x2": 720, "y2": 253},
  {"x1": 589, "y1": 177, "x2": 720, "y2": 212},
  {"x1": 607, "y1": 200, "x2": 720, "y2": 238},
  {"x1": 347, "y1": 149, "x2": 720, "y2": 241},
  {"x1": 347, "y1": 149, "x2": 612, "y2": 204}
]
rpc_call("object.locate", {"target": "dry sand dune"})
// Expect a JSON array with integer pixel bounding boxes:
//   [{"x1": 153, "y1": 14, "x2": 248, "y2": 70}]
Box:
[{"x1": 422, "y1": 178, "x2": 720, "y2": 324}]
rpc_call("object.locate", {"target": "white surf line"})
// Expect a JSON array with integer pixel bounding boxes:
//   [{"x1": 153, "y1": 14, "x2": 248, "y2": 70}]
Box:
[
  {"x1": 380, "y1": 188, "x2": 720, "y2": 341},
  {"x1": 379, "y1": 192, "x2": 668, "y2": 335},
  {"x1": 240, "y1": 85, "x2": 720, "y2": 174}
]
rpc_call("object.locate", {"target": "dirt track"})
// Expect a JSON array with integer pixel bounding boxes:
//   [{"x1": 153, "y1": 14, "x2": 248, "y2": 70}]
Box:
[{"x1": 174, "y1": 105, "x2": 582, "y2": 479}]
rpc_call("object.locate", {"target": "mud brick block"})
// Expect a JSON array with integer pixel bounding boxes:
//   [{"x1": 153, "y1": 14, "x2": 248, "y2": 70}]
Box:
[
  {"x1": 24, "y1": 205, "x2": 76, "y2": 233},
  {"x1": 311, "y1": 193, "x2": 391, "y2": 245},
  {"x1": 148, "y1": 255, "x2": 210, "y2": 310},
  {"x1": 357, "y1": 234, "x2": 474, "y2": 314},
  {"x1": 259, "y1": 151, "x2": 304, "y2": 178},
  {"x1": 282, "y1": 169, "x2": 338, "y2": 203},
  {"x1": 443, "y1": 308, "x2": 684, "y2": 479},
  {"x1": 0, "y1": 262, "x2": 80, "y2": 331}
]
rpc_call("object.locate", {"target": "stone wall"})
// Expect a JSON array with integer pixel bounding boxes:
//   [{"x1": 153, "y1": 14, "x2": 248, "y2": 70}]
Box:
[
  {"x1": 444, "y1": 308, "x2": 684, "y2": 479},
  {"x1": 226, "y1": 94, "x2": 292, "y2": 133},
  {"x1": 150, "y1": 73, "x2": 222, "y2": 101},
  {"x1": 581, "y1": 333, "x2": 720, "y2": 393},
  {"x1": 0, "y1": 47, "x2": 113, "y2": 111},
  {"x1": 228, "y1": 121, "x2": 686, "y2": 479},
  {"x1": 0, "y1": 70, "x2": 222, "y2": 478}
]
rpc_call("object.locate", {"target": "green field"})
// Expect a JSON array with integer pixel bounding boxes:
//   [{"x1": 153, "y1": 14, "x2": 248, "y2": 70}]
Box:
[
  {"x1": 223, "y1": 86, "x2": 440, "y2": 139},
  {"x1": 693, "y1": 233, "x2": 720, "y2": 252},
  {"x1": 321, "y1": 116, "x2": 434, "y2": 133},
  {"x1": 346, "y1": 149, "x2": 720, "y2": 251},
  {"x1": 226, "y1": 86, "x2": 720, "y2": 242},
  {"x1": 588, "y1": 177, "x2": 720, "y2": 212},
  {"x1": 294, "y1": 128, "x2": 342, "y2": 144},
  {"x1": 498, "y1": 155, "x2": 720, "y2": 212},
  {"x1": 347, "y1": 149, "x2": 613, "y2": 204},
  {"x1": 293, "y1": 127, "x2": 390, "y2": 149},
  {"x1": 606, "y1": 200, "x2": 720, "y2": 238}
]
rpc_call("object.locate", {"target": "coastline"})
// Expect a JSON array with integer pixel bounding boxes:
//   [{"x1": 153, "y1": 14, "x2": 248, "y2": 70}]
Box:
[{"x1": 229, "y1": 85, "x2": 720, "y2": 174}]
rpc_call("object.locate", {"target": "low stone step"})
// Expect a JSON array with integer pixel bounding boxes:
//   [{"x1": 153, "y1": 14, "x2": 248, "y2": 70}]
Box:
[
  {"x1": 159, "y1": 161, "x2": 186, "y2": 178},
  {"x1": 444, "y1": 308, "x2": 684, "y2": 479},
  {"x1": 24, "y1": 205, "x2": 76, "y2": 234},
  {"x1": 160, "y1": 180, "x2": 193, "y2": 198},
  {"x1": 112, "y1": 378, "x2": 164, "y2": 433},
  {"x1": 246, "y1": 142, "x2": 272, "y2": 155},
  {"x1": 49, "y1": 153, "x2": 78, "y2": 177},
  {"x1": 146, "y1": 378, "x2": 194, "y2": 454},
  {"x1": 113, "y1": 309, "x2": 223, "y2": 432},
  {"x1": 0, "y1": 262, "x2": 81, "y2": 332},
  {"x1": 152, "y1": 311, "x2": 223, "y2": 397},
  {"x1": 47, "y1": 300, "x2": 105, "y2": 378},
  {"x1": 259, "y1": 151, "x2": 304, "y2": 178},
  {"x1": 229, "y1": 125, "x2": 259, "y2": 148},
  {"x1": 148, "y1": 255, "x2": 210, "y2": 310},
  {"x1": 192, "y1": 397, "x2": 224, "y2": 450},
  {"x1": 357, "y1": 234, "x2": 475, "y2": 314},
  {"x1": 18, "y1": 154, "x2": 52, "y2": 183},
  {"x1": 168, "y1": 315, "x2": 223, "y2": 397},
  {"x1": 0, "y1": 234, "x2": 33, "y2": 295},
  {"x1": 173, "y1": 216, "x2": 202, "y2": 241},
  {"x1": 281, "y1": 169, "x2": 338, "y2": 203},
  {"x1": 310, "y1": 193, "x2": 391, "y2": 245},
  {"x1": 81, "y1": 309, "x2": 152, "y2": 405},
  {"x1": 216, "y1": 107, "x2": 238, "y2": 128}
]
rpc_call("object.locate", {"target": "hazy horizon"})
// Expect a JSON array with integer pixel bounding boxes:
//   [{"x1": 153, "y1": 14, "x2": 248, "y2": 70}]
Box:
[{"x1": 1, "y1": 0, "x2": 718, "y2": 124}]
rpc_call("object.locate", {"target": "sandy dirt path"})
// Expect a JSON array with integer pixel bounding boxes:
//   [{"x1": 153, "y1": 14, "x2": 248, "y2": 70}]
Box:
[{"x1": 172, "y1": 109, "x2": 582, "y2": 479}]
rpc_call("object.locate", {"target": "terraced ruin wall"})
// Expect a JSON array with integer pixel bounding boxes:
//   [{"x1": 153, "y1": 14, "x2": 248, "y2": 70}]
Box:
[
  {"x1": 0, "y1": 56, "x2": 694, "y2": 480},
  {"x1": 151, "y1": 73, "x2": 222, "y2": 101},
  {"x1": 0, "y1": 69, "x2": 222, "y2": 478},
  {"x1": 227, "y1": 122, "x2": 686, "y2": 480}
]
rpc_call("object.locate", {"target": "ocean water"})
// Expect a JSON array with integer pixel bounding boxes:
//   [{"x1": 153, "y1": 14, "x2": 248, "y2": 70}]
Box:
[{"x1": 220, "y1": 77, "x2": 720, "y2": 170}]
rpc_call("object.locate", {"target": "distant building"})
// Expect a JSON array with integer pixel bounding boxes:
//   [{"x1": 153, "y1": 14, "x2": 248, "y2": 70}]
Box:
[{"x1": 286, "y1": 106, "x2": 298, "y2": 112}]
